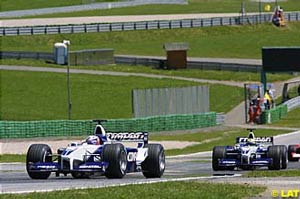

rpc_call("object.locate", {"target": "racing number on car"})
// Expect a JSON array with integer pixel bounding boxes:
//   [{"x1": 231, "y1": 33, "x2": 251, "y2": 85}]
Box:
[{"x1": 127, "y1": 152, "x2": 137, "y2": 162}]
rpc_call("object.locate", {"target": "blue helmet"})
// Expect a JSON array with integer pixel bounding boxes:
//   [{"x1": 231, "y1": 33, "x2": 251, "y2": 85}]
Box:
[{"x1": 86, "y1": 135, "x2": 100, "y2": 145}]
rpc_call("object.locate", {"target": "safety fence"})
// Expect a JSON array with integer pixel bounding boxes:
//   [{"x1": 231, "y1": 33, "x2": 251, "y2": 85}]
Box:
[
  {"x1": 1, "y1": 12, "x2": 299, "y2": 36},
  {"x1": 0, "y1": 112, "x2": 216, "y2": 139},
  {"x1": 260, "y1": 104, "x2": 288, "y2": 124}
]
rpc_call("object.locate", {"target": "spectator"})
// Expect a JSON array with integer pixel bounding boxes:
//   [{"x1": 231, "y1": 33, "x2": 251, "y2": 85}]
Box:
[
  {"x1": 272, "y1": 6, "x2": 285, "y2": 27},
  {"x1": 254, "y1": 97, "x2": 262, "y2": 124},
  {"x1": 264, "y1": 90, "x2": 271, "y2": 110},
  {"x1": 248, "y1": 101, "x2": 255, "y2": 124},
  {"x1": 268, "y1": 87, "x2": 275, "y2": 108}
]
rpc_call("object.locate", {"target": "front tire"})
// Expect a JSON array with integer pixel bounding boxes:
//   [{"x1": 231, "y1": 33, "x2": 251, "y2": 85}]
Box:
[
  {"x1": 212, "y1": 146, "x2": 227, "y2": 171},
  {"x1": 102, "y1": 143, "x2": 127, "y2": 179},
  {"x1": 142, "y1": 144, "x2": 165, "y2": 178},
  {"x1": 267, "y1": 146, "x2": 281, "y2": 170},
  {"x1": 26, "y1": 144, "x2": 52, "y2": 179}
]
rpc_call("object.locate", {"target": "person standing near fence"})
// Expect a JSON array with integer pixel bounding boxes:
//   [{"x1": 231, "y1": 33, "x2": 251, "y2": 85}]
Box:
[{"x1": 268, "y1": 87, "x2": 275, "y2": 108}]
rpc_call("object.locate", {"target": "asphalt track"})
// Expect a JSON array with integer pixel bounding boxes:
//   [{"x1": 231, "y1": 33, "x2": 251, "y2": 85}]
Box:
[{"x1": 1, "y1": 153, "x2": 300, "y2": 194}]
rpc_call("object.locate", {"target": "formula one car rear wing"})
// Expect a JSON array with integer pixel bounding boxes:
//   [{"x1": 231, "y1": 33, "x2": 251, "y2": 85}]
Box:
[
  {"x1": 92, "y1": 119, "x2": 148, "y2": 144},
  {"x1": 236, "y1": 137, "x2": 274, "y2": 144}
]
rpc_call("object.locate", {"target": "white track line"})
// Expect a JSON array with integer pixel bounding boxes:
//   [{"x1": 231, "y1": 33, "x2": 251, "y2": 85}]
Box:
[{"x1": 1, "y1": 174, "x2": 241, "y2": 194}]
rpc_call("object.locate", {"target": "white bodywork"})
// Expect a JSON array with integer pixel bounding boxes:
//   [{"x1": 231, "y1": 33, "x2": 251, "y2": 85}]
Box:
[
  {"x1": 61, "y1": 142, "x2": 148, "y2": 170},
  {"x1": 61, "y1": 143, "x2": 99, "y2": 170}
]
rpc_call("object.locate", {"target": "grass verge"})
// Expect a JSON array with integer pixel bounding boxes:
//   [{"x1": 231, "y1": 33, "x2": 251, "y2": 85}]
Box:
[
  {"x1": 0, "y1": 154, "x2": 26, "y2": 163},
  {"x1": 0, "y1": 181, "x2": 266, "y2": 199},
  {"x1": 245, "y1": 169, "x2": 300, "y2": 177},
  {"x1": 271, "y1": 108, "x2": 300, "y2": 128},
  {"x1": 1, "y1": 59, "x2": 295, "y2": 82},
  {"x1": 1, "y1": 70, "x2": 244, "y2": 120},
  {"x1": 2, "y1": 23, "x2": 300, "y2": 59}
]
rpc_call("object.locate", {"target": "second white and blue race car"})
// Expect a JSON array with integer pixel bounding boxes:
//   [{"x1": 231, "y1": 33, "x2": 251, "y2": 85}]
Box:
[
  {"x1": 26, "y1": 120, "x2": 165, "y2": 179},
  {"x1": 212, "y1": 129, "x2": 288, "y2": 171}
]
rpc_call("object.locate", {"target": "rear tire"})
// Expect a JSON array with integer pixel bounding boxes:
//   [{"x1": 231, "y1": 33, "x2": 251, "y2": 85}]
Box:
[
  {"x1": 212, "y1": 146, "x2": 227, "y2": 171},
  {"x1": 102, "y1": 143, "x2": 127, "y2": 179},
  {"x1": 142, "y1": 144, "x2": 165, "y2": 178},
  {"x1": 26, "y1": 144, "x2": 52, "y2": 179},
  {"x1": 279, "y1": 145, "x2": 288, "y2": 169},
  {"x1": 288, "y1": 145, "x2": 299, "y2": 162},
  {"x1": 267, "y1": 146, "x2": 281, "y2": 170}
]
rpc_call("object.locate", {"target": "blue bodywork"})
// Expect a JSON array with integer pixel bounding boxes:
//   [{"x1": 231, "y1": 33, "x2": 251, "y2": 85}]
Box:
[{"x1": 218, "y1": 139, "x2": 273, "y2": 169}]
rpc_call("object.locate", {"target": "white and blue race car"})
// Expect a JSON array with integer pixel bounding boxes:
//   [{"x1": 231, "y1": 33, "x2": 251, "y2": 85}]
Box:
[
  {"x1": 26, "y1": 120, "x2": 165, "y2": 179},
  {"x1": 212, "y1": 129, "x2": 288, "y2": 171}
]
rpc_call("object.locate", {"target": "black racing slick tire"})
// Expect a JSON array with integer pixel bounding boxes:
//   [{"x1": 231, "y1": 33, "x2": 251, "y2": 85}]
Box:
[
  {"x1": 267, "y1": 145, "x2": 281, "y2": 170},
  {"x1": 212, "y1": 146, "x2": 227, "y2": 171},
  {"x1": 279, "y1": 145, "x2": 288, "y2": 169},
  {"x1": 102, "y1": 143, "x2": 127, "y2": 179},
  {"x1": 26, "y1": 144, "x2": 52, "y2": 179},
  {"x1": 142, "y1": 144, "x2": 165, "y2": 178},
  {"x1": 288, "y1": 145, "x2": 300, "y2": 162}
]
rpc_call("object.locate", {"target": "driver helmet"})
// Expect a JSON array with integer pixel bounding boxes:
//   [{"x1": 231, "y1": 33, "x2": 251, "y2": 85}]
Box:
[
  {"x1": 247, "y1": 132, "x2": 256, "y2": 145},
  {"x1": 86, "y1": 135, "x2": 100, "y2": 145}
]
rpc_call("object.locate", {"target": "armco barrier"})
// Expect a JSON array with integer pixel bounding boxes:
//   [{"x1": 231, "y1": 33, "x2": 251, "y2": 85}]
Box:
[
  {"x1": 0, "y1": 112, "x2": 217, "y2": 139},
  {"x1": 283, "y1": 96, "x2": 300, "y2": 111},
  {"x1": 1, "y1": 12, "x2": 299, "y2": 36},
  {"x1": 260, "y1": 104, "x2": 288, "y2": 124},
  {"x1": 1, "y1": 52, "x2": 262, "y2": 73},
  {"x1": 115, "y1": 55, "x2": 262, "y2": 72}
]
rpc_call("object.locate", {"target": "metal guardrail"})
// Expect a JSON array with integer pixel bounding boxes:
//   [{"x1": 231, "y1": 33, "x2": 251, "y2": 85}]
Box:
[
  {"x1": 1, "y1": 12, "x2": 299, "y2": 36},
  {"x1": 1, "y1": 52, "x2": 261, "y2": 73},
  {"x1": 0, "y1": 51, "x2": 53, "y2": 60},
  {"x1": 115, "y1": 55, "x2": 262, "y2": 72},
  {"x1": 283, "y1": 96, "x2": 300, "y2": 111},
  {"x1": 216, "y1": 113, "x2": 225, "y2": 125}
]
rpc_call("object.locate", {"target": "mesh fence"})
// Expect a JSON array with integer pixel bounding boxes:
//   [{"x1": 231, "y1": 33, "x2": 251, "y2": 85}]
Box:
[{"x1": 0, "y1": 112, "x2": 216, "y2": 139}]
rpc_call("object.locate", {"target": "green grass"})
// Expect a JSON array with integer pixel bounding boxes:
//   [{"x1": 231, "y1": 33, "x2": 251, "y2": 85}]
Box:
[
  {"x1": 150, "y1": 128, "x2": 290, "y2": 155},
  {"x1": 0, "y1": 70, "x2": 243, "y2": 120},
  {"x1": 1, "y1": 0, "x2": 118, "y2": 12},
  {"x1": 0, "y1": 154, "x2": 26, "y2": 163},
  {"x1": 1, "y1": 59, "x2": 295, "y2": 82},
  {"x1": 272, "y1": 108, "x2": 300, "y2": 128},
  {"x1": 2, "y1": 23, "x2": 300, "y2": 59},
  {"x1": 5, "y1": 0, "x2": 300, "y2": 18},
  {"x1": 245, "y1": 169, "x2": 300, "y2": 177},
  {"x1": 0, "y1": 181, "x2": 266, "y2": 199}
]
